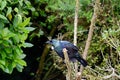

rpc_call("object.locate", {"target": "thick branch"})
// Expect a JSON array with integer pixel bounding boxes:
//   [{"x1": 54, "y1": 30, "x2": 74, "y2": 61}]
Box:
[{"x1": 63, "y1": 48, "x2": 72, "y2": 80}]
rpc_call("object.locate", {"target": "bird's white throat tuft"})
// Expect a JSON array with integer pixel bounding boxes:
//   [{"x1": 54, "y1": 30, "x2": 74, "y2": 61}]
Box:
[{"x1": 51, "y1": 46, "x2": 54, "y2": 50}]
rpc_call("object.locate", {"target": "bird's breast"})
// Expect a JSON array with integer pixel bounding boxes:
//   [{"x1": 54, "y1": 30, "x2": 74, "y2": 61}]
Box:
[{"x1": 54, "y1": 47, "x2": 64, "y2": 58}]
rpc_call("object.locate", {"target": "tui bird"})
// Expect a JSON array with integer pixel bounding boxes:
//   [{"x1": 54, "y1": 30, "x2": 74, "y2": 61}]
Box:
[{"x1": 46, "y1": 39, "x2": 88, "y2": 67}]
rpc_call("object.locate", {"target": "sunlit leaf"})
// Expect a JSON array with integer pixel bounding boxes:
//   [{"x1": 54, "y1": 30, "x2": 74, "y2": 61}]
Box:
[
  {"x1": 25, "y1": 27, "x2": 35, "y2": 31},
  {"x1": 19, "y1": 54, "x2": 26, "y2": 59},
  {"x1": 15, "y1": 47, "x2": 22, "y2": 55},
  {"x1": 23, "y1": 42, "x2": 33, "y2": 48},
  {"x1": 0, "y1": 14, "x2": 8, "y2": 21},
  {"x1": 0, "y1": 60, "x2": 5, "y2": 65},
  {"x1": 16, "y1": 64, "x2": 24, "y2": 72},
  {"x1": 4, "y1": 68, "x2": 9, "y2": 74},
  {"x1": 1, "y1": 0, "x2": 7, "y2": 10},
  {"x1": 19, "y1": 17, "x2": 30, "y2": 27},
  {"x1": 7, "y1": 13, "x2": 12, "y2": 21},
  {"x1": 6, "y1": 7, "x2": 12, "y2": 16},
  {"x1": 14, "y1": 7, "x2": 19, "y2": 13},
  {"x1": 0, "y1": 64, "x2": 5, "y2": 71},
  {"x1": 17, "y1": 59, "x2": 27, "y2": 66}
]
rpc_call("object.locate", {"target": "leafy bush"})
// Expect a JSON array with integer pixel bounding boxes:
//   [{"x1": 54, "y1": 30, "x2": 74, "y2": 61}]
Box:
[{"x1": 0, "y1": 0, "x2": 34, "y2": 74}]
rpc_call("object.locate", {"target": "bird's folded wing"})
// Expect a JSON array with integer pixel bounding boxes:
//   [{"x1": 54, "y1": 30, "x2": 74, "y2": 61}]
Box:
[{"x1": 61, "y1": 41, "x2": 79, "y2": 52}]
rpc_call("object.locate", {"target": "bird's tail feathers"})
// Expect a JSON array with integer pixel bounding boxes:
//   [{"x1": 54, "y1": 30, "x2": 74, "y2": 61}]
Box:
[{"x1": 76, "y1": 56, "x2": 88, "y2": 67}]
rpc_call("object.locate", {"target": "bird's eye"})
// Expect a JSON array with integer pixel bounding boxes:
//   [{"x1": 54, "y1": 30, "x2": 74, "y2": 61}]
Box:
[{"x1": 50, "y1": 40, "x2": 52, "y2": 43}]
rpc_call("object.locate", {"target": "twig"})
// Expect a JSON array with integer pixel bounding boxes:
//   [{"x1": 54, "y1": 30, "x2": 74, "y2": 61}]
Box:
[
  {"x1": 103, "y1": 68, "x2": 120, "y2": 79},
  {"x1": 42, "y1": 64, "x2": 54, "y2": 80},
  {"x1": 63, "y1": 48, "x2": 72, "y2": 80}
]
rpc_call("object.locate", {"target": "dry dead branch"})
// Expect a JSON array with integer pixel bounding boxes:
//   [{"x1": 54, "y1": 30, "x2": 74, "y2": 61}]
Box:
[{"x1": 63, "y1": 48, "x2": 72, "y2": 80}]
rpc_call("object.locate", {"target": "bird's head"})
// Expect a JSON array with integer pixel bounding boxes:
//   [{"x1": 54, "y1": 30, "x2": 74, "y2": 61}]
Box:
[{"x1": 46, "y1": 39, "x2": 60, "y2": 47}]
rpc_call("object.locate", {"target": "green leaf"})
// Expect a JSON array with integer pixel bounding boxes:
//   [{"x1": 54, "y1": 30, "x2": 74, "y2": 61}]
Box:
[
  {"x1": 2, "y1": 28, "x2": 15, "y2": 40},
  {"x1": 5, "y1": 47, "x2": 12, "y2": 53},
  {"x1": 18, "y1": 33, "x2": 28, "y2": 42},
  {"x1": 17, "y1": 59, "x2": 27, "y2": 66},
  {"x1": 25, "y1": 27, "x2": 35, "y2": 31},
  {"x1": 3, "y1": 40, "x2": 9, "y2": 47},
  {"x1": 38, "y1": 29, "x2": 44, "y2": 36},
  {"x1": 17, "y1": 14, "x2": 22, "y2": 24},
  {"x1": 11, "y1": 62, "x2": 16, "y2": 68},
  {"x1": 23, "y1": 42, "x2": 33, "y2": 48},
  {"x1": 0, "y1": 14, "x2": 8, "y2": 21},
  {"x1": 0, "y1": 64, "x2": 5, "y2": 71},
  {"x1": 7, "y1": 32, "x2": 15, "y2": 39},
  {"x1": 117, "y1": 46, "x2": 120, "y2": 52},
  {"x1": 7, "y1": 64, "x2": 14, "y2": 74},
  {"x1": 0, "y1": 21, "x2": 4, "y2": 29},
  {"x1": 6, "y1": 7, "x2": 12, "y2": 16},
  {"x1": 16, "y1": 64, "x2": 24, "y2": 72},
  {"x1": 14, "y1": 7, "x2": 19, "y2": 13},
  {"x1": 15, "y1": 47, "x2": 22, "y2": 55},
  {"x1": 1, "y1": 0, "x2": 7, "y2": 10},
  {"x1": 13, "y1": 35, "x2": 19, "y2": 44},
  {"x1": 19, "y1": 17, "x2": 30, "y2": 27},
  {"x1": 13, "y1": 15, "x2": 18, "y2": 27},
  {"x1": 13, "y1": 14, "x2": 22, "y2": 27},
  {"x1": 24, "y1": 0, "x2": 31, "y2": 7},
  {"x1": 19, "y1": 54, "x2": 26, "y2": 59},
  {"x1": 19, "y1": 0, "x2": 23, "y2": 6},
  {"x1": 0, "y1": 60, "x2": 5, "y2": 65},
  {"x1": 4, "y1": 68, "x2": 9, "y2": 73},
  {"x1": 2, "y1": 28, "x2": 9, "y2": 36},
  {"x1": 15, "y1": 59, "x2": 27, "y2": 73},
  {"x1": 4, "y1": 64, "x2": 14, "y2": 74},
  {"x1": 1, "y1": 50, "x2": 7, "y2": 59}
]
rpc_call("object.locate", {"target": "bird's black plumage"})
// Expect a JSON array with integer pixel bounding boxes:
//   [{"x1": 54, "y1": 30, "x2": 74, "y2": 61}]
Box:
[{"x1": 46, "y1": 39, "x2": 88, "y2": 67}]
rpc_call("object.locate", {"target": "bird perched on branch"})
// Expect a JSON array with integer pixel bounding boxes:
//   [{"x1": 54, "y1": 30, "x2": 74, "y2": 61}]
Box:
[{"x1": 46, "y1": 39, "x2": 88, "y2": 67}]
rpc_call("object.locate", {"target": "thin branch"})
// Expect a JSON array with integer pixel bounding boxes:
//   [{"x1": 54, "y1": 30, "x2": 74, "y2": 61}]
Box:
[
  {"x1": 79, "y1": 0, "x2": 100, "y2": 79},
  {"x1": 74, "y1": 0, "x2": 79, "y2": 46},
  {"x1": 83, "y1": 0, "x2": 100, "y2": 61},
  {"x1": 35, "y1": 26, "x2": 57, "y2": 80},
  {"x1": 74, "y1": 0, "x2": 79, "y2": 78}
]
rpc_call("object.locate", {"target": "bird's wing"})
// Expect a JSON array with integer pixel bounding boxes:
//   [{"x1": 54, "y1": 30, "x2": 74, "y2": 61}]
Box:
[{"x1": 60, "y1": 41, "x2": 79, "y2": 51}]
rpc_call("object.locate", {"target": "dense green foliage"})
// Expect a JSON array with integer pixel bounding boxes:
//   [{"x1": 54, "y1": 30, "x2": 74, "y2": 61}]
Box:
[{"x1": 0, "y1": 0, "x2": 34, "y2": 74}]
